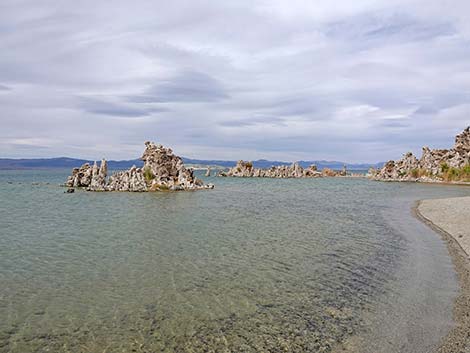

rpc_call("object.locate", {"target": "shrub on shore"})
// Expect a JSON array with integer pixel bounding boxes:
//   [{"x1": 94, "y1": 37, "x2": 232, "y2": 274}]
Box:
[
  {"x1": 441, "y1": 164, "x2": 470, "y2": 182},
  {"x1": 410, "y1": 168, "x2": 429, "y2": 178},
  {"x1": 143, "y1": 167, "x2": 155, "y2": 183},
  {"x1": 441, "y1": 162, "x2": 450, "y2": 173}
]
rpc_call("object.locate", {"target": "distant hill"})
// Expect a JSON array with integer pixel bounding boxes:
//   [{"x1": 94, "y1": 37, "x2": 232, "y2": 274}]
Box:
[
  {"x1": 0, "y1": 157, "x2": 384, "y2": 171},
  {"x1": 0, "y1": 157, "x2": 143, "y2": 170}
]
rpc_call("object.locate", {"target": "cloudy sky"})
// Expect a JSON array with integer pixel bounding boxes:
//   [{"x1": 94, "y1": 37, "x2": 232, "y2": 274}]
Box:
[{"x1": 1, "y1": 0, "x2": 470, "y2": 162}]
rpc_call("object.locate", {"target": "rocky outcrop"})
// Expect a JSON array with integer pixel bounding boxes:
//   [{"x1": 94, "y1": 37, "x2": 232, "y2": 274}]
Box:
[
  {"x1": 455, "y1": 127, "x2": 470, "y2": 152},
  {"x1": 304, "y1": 164, "x2": 321, "y2": 177},
  {"x1": 66, "y1": 163, "x2": 93, "y2": 187},
  {"x1": 372, "y1": 152, "x2": 420, "y2": 180},
  {"x1": 88, "y1": 159, "x2": 108, "y2": 191},
  {"x1": 141, "y1": 141, "x2": 213, "y2": 191},
  {"x1": 371, "y1": 127, "x2": 470, "y2": 182},
  {"x1": 321, "y1": 168, "x2": 336, "y2": 177},
  {"x1": 107, "y1": 165, "x2": 147, "y2": 192},
  {"x1": 218, "y1": 160, "x2": 342, "y2": 178},
  {"x1": 65, "y1": 142, "x2": 214, "y2": 192}
]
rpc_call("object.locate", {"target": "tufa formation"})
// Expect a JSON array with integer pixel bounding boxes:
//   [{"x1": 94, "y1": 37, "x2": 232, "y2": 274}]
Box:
[
  {"x1": 370, "y1": 127, "x2": 470, "y2": 182},
  {"x1": 65, "y1": 141, "x2": 214, "y2": 191},
  {"x1": 218, "y1": 161, "x2": 347, "y2": 178}
]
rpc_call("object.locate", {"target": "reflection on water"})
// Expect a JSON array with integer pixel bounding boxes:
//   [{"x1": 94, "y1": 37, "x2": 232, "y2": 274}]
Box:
[{"x1": 0, "y1": 170, "x2": 469, "y2": 352}]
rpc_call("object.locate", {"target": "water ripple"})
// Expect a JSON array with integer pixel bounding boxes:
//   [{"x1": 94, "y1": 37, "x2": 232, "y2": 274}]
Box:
[{"x1": 1, "y1": 171, "x2": 470, "y2": 352}]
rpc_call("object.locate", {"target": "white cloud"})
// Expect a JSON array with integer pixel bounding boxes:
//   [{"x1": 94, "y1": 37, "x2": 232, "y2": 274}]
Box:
[{"x1": 0, "y1": 0, "x2": 469, "y2": 162}]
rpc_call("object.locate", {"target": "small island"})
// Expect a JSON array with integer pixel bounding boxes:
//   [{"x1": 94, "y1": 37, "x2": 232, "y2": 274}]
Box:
[
  {"x1": 218, "y1": 160, "x2": 348, "y2": 178},
  {"x1": 65, "y1": 141, "x2": 214, "y2": 192}
]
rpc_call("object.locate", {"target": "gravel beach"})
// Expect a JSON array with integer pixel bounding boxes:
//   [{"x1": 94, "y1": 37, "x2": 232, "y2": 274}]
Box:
[
  {"x1": 419, "y1": 197, "x2": 470, "y2": 256},
  {"x1": 416, "y1": 197, "x2": 470, "y2": 352}
]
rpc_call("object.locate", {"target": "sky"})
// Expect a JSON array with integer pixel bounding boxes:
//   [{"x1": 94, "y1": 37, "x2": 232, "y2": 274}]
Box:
[{"x1": 1, "y1": 0, "x2": 470, "y2": 163}]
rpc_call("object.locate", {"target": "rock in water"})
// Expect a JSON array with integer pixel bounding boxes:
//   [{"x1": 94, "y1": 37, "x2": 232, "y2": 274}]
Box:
[
  {"x1": 371, "y1": 126, "x2": 470, "y2": 182},
  {"x1": 321, "y1": 168, "x2": 337, "y2": 177},
  {"x1": 65, "y1": 163, "x2": 93, "y2": 187},
  {"x1": 107, "y1": 165, "x2": 147, "y2": 192},
  {"x1": 88, "y1": 159, "x2": 108, "y2": 191},
  {"x1": 220, "y1": 160, "x2": 325, "y2": 178},
  {"x1": 141, "y1": 141, "x2": 213, "y2": 191},
  {"x1": 65, "y1": 142, "x2": 214, "y2": 192}
]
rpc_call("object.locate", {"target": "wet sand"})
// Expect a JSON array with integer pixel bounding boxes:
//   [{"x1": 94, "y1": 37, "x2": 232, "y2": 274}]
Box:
[{"x1": 416, "y1": 198, "x2": 470, "y2": 353}]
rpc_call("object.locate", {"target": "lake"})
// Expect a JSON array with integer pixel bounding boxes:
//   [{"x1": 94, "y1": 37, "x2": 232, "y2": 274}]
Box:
[{"x1": 1, "y1": 170, "x2": 469, "y2": 352}]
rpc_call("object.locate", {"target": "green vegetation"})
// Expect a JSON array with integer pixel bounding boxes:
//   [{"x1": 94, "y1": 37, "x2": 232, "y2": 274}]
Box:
[
  {"x1": 441, "y1": 164, "x2": 470, "y2": 182},
  {"x1": 410, "y1": 168, "x2": 429, "y2": 178},
  {"x1": 440, "y1": 162, "x2": 449, "y2": 173},
  {"x1": 143, "y1": 167, "x2": 155, "y2": 182},
  {"x1": 406, "y1": 164, "x2": 470, "y2": 182}
]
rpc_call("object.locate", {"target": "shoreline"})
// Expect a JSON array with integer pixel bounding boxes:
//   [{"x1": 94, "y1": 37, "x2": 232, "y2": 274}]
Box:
[
  {"x1": 414, "y1": 200, "x2": 470, "y2": 353},
  {"x1": 372, "y1": 179, "x2": 470, "y2": 186}
]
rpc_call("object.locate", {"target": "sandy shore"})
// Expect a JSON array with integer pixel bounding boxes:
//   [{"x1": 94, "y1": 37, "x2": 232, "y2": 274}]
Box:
[
  {"x1": 419, "y1": 197, "x2": 470, "y2": 256},
  {"x1": 416, "y1": 198, "x2": 470, "y2": 353}
]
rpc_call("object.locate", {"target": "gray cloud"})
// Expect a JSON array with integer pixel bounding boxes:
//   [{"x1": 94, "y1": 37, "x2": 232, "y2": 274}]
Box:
[
  {"x1": 1, "y1": 0, "x2": 470, "y2": 162},
  {"x1": 127, "y1": 71, "x2": 229, "y2": 103},
  {"x1": 325, "y1": 12, "x2": 455, "y2": 45},
  {"x1": 219, "y1": 115, "x2": 287, "y2": 127},
  {"x1": 79, "y1": 97, "x2": 150, "y2": 117},
  {"x1": 78, "y1": 97, "x2": 168, "y2": 117}
]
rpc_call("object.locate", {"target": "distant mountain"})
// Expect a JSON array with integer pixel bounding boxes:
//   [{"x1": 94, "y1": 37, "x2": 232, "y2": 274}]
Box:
[
  {"x1": 0, "y1": 157, "x2": 143, "y2": 170},
  {"x1": 0, "y1": 157, "x2": 384, "y2": 171}
]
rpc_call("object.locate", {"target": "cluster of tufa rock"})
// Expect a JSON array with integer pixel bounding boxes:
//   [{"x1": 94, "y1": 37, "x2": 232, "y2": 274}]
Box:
[
  {"x1": 218, "y1": 160, "x2": 347, "y2": 178},
  {"x1": 370, "y1": 126, "x2": 470, "y2": 182},
  {"x1": 65, "y1": 141, "x2": 214, "y2": 192},
  {"x1": 66, "y1": 160, "x2": 109, "y2": 189}
]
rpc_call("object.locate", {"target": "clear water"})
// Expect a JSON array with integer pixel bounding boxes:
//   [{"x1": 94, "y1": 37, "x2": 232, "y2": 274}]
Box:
[{"x1": 0, "y1": 170, "x2": 469, "y2": 353}]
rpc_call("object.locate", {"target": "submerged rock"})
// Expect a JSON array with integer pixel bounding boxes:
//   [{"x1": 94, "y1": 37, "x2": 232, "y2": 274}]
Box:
[
  {"x1": 371, "y1": 126, "x2": 470, "y2": 182},
  {"x1": 65, "y1": 141, "x2": 214, "y2": 192}
]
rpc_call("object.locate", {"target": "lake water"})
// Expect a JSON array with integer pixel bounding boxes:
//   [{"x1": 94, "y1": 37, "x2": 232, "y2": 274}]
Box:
[{"x1": 1, "y1": 170, "x2": 469, "y2": 353}]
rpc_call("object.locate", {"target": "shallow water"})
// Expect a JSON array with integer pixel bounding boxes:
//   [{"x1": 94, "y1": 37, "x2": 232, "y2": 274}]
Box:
[{"x1": 0, "y1": 170, "x2": 469, "y2": 352}]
